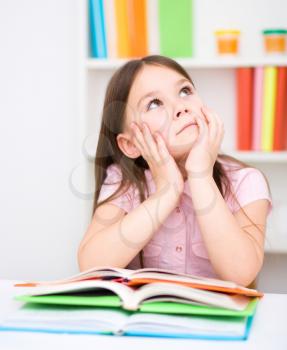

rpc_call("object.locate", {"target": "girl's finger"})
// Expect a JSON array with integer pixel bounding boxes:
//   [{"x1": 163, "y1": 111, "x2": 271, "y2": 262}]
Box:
[
  {"x1": 194, "y1": 113, "x2": 207, "y2": 143},
  {"x1": 201, "y1": 106, "x2": 218, "y2": 142},
  {"x1": 154, "y1": 132, "x2": 171, "y2": 164},
  {"x1": 213, "y1": 112, "x2": 225, "y2": 147},
  {"x1": 131, "y1": 123, "x2": 150, "y2": 158},
  {"x1": 142, "y1": 123, "x2": 161, "y2": 163}
]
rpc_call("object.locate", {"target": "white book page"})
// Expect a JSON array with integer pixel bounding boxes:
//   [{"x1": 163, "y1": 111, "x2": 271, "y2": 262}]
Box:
[
  {"x1": 19, "y1": 280, "x2": 135, "y2": 307},
  {"x1": 129, "y1": 269, "x2": 237, "y2": 288},
  {"x1": 123, "y1": 312, "x2": 247, "y2": 336},
  {"x1": 17, "y1": 266, "x2": 257, "y2": 296},
  {"x1": 18, "y1": 266, "x2": 131, "y2": 286},
  {"x1": 1, "y1": 304, "x2": 129, "y2": 334},
  {"x1": 129, "y1": 283, "x2": 250, "y2": 311}
]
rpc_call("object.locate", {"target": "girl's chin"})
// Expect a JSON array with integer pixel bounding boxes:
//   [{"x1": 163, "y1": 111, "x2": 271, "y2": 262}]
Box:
[
  {"x1": 171, "y1": 147, "x2": 192, "y2": 161},
  {"x1": 173, "y1": 139, "x2": 196, "y2": 153}
]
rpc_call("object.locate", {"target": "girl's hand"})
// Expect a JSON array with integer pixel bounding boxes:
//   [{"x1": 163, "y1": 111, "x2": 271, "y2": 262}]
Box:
[
  {"x1": 185, "y1": 106, "x2": 224, "y2": 179},
  {"x1": 130, "y1": 122, "x2": 184, "y2": 196}
]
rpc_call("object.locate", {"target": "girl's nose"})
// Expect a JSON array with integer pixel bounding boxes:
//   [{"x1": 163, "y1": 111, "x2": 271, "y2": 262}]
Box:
[{"x1": 176, "y1": 107, "x2": 190, "y2": 118}]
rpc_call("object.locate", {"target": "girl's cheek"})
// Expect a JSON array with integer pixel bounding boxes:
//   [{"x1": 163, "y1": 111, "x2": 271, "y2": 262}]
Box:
[{"x1": 142, "y1": 112, "x2": 169, "y2": 134}]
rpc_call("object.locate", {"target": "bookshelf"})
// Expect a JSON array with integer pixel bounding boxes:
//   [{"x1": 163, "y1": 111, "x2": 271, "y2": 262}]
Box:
[
  {"x1": 77, "y1": 0, "x2": 287, "y2": 253},
  {"x1": 86, "y1": 56, "x2": 287, "y2": 70}
]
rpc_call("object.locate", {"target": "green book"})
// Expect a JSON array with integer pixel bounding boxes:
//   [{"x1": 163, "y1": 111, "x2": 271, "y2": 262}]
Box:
[
  {"x1": 15, "y1": 295, "x2": 258, "y2": 318},
  {"x1": 13, "y1": 279, "x2": 256, "y2": 313},
  {"x1": 158, "y1": 0, "x2": 194, "y2": 57}
]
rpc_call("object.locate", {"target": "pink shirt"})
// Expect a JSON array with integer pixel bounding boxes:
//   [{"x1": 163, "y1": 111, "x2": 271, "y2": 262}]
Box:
[{"x1": 97, "y1": 160, "x2": 273, "y2": 278}]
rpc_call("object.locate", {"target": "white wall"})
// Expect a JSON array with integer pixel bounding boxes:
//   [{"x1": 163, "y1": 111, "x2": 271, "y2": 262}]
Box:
[{"x1": 0, "y1": 0, "x2": 83, "y2": 280}]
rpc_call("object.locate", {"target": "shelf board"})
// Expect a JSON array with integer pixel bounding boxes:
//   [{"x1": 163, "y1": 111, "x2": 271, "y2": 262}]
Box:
[
  {"x1": 225, "y1": 151, "x2": 287, "y2": 163},
  {"x1": 86, "y1": 56, "x2": 287, "y2": 70}
]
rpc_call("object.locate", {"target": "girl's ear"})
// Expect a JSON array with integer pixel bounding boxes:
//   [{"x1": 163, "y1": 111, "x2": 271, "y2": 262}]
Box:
[{"x1": 116, "y1": 133, "x2": 141, "y2": 159}]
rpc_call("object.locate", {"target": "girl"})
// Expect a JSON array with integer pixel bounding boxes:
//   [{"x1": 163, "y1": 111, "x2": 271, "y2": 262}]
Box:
[{"x1": 78, "y1": 55, "x2": 272, "y2": 287}]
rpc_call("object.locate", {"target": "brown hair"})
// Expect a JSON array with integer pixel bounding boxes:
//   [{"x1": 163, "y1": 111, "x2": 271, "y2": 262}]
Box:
[{"x1": 92, "y1": 54, "x2": 272, "y2": 269}]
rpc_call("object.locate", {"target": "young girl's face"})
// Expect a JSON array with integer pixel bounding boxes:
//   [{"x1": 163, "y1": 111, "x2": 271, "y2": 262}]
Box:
[{"x1": 125, "y1": 65, "x2": 205, "y2": 161}]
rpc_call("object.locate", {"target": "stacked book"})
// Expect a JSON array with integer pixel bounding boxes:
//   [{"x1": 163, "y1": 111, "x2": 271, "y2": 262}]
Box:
[
  {"x1": 236, "y1": 66, "x2": 287, "y2": 151},
  {"x1": 0, "y1": 267, "x2": 263, "y2": 340},
  {"x1": 89, "y1": 0, "x2": 194, "y2": 58}
]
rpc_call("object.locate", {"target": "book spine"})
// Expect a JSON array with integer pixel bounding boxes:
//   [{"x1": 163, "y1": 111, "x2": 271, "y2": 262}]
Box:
[
  {"x1": 146, "y1": 0, "x2": 159, "y2": 54},
  {"x1": 115, "y1": 0, "x2": 131, "y2": 57},
  {"x1": 127, "y1": 0, "x2": 148, "y2": 57},
  {"x1": 252, "y1": 67, "x2": 264, "y2": 151},
  {"x1": 236, "y1": 67, "x2": 254, "y2": 150},
  {"x1": 89, "y1": 0, "x2": 107, "y2": 58},
  {"x1": 103, "y1": 0, "x2": 117, "y2": 58},
  {"x1": 273, "y1": 66, "x2": 287, "y2": 150},
  {"x1": 262, "y1": 66, "x2": 277, "y2": 151},
  {"x1": 158, "y1": 0, "x2": 193, "y2": 57}
]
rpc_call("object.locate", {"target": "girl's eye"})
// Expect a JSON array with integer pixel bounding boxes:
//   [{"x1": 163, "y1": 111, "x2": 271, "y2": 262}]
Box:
[
  {"x1": 180, "y1": 85, "x2": 193, "y2": 97},
  {"x1": 147, "y1": 98, "x2": 162, "y2": 111},
  {"x1": 146, "y1": 85, "x2": 193, "y2": 111}
]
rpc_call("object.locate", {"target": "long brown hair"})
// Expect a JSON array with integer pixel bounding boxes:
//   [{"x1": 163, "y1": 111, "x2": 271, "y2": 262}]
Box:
[{"x1": 92, "y1": 54, "x2": 272, "y2": 268}]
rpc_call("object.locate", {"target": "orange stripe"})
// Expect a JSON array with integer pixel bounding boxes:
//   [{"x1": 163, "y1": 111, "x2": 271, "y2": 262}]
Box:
[{"x1": 127, "y1": 278, "x2": 264, "y2": 297}]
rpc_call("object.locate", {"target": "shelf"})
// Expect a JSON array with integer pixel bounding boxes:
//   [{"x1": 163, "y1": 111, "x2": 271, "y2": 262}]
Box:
[
  {"x1": 225, "y1": 151, "x2": 287, "y2": 163},
  {"x1": 86, "y1": 56, "x2": 287, "y2": 70}
]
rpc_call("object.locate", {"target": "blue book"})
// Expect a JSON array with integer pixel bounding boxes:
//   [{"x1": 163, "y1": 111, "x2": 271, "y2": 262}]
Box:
[
  {"x1": 89, "y1": 0, "x2": 107, "y2": 58},
  {"x1": 0, "y1": 301, "x2": 257, "y2": 340}
]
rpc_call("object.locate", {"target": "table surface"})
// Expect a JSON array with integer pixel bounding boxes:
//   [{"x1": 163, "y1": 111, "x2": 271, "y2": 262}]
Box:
[{"x1": 0, "y1": 280, "x2": 287, "y2": 350}]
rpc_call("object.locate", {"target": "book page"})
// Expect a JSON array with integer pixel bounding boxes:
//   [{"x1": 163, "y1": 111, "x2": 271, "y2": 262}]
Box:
[
  {"x1": 1, "y1": 303, "x2": 129, "y2": 334},
  {"x1": 122, "y1": 312, "x2": 247, "y2": 337},
  {"x1": 18, "y1": 280, "x2": 135, "y2": 308},
  {"x1": 15, "y1": 266, "x2": 131, "y2": 287},
  {"x1": 130, "y1": 283, "x2": 250, "y2": 311}
]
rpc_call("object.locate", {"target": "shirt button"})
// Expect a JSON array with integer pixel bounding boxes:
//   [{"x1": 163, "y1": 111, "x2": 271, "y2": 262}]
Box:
[
  {"x1": 176, "y1": 207, "x2": 181, "y2": 213},
  {"x1": 176, "y1": 245, "x2": 183, "y2": 252}
]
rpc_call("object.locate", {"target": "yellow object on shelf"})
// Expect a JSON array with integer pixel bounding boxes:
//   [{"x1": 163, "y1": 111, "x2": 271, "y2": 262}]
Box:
[
  {"x1": 214, "y1": 29, "x2": 240, "y2": 55},
  {"x1": 262, "y1": 29, "x2": 287, "y2": 54}
]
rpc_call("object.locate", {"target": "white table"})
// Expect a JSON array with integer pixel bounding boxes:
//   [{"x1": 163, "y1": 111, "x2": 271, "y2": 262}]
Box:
[{"x1": 0, "y1": 280, "x2": 286, "y2": 350}]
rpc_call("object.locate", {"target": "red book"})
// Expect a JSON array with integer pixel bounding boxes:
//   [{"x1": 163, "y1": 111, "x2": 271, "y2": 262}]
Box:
[
  {"x1": 236, "y1": 68, "x2": 254, "y2": 150},
  {"x1": 273, "y1": 67, "x2": 287, "y2": 150}
]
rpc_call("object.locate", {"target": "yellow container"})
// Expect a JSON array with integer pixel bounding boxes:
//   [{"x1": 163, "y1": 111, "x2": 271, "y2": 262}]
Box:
[
  {"x1": 214, "y1": 29, "x2": 240, "y2": 55},
  {"x1": 262, "y1": 29, "x2": 287, "y2": 53}
]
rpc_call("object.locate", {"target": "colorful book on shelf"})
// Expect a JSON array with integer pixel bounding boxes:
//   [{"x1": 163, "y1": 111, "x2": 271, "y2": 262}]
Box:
[
  {"x1": 252, "y1": 66, "x2": 264, "y2": 151},
  {"x1": 103, "y1": 0, "x2": 117, "y2": 58},
  {"x1": 146, "y1": 0, "x2": 160, "y2": 54},
  {"x1": 89, "y1": 0, "x2": 107, "y2": 58},
  {"x1": 273, "y1": 66, "x2": 287, "y2": 150},
  {"x1": 158, "y1": 0, "x2": 194, "y2": 57},
  {"x1": 262, "y1": 66, "x2": 277, "y2": 151},
  {"x1": 236, "y1": 67, "x2": 254, "y2": 150},
  {"x1": 114, "y1": 0, "x2": 148, "y2": 58},
  {"x1": 0, "y1": 300, "x2": 258, "y2": 340},
  {"x1": 128, "y1": 0, "x2": 148, "y2": 57},
  {"x1": 115, "y1": 0, "x2": 131, "y2": 57}
]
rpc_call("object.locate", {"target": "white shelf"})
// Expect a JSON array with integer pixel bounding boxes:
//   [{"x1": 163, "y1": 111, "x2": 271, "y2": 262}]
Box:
[
  {"x1": 86, "y1": 56, "x2": 287, "y2": 70},
  {"x1": 225, "y1": 151, "x2": 287, "y2": 163}
]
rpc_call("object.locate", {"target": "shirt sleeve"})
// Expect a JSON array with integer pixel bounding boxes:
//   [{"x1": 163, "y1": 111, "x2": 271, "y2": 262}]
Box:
[
  {"x1": 97, "y1": 164, "x2": 134, "y2": 213},
  {"x1": 231, "y1": 167, "x2": 273, "y2": 216}
]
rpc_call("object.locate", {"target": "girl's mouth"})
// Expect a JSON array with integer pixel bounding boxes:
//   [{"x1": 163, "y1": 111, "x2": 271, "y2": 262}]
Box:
[{"x1": 177, "y1": 122, "x2": 197, "y2": 135}]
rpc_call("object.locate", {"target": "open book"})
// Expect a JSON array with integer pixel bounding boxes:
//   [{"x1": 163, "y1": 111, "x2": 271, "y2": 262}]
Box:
[
  {"x1": 15, "y1": 266, "x2": 263, "y2": 297},
  {"x1": 15, "y1": 279, "x2": 256, "y2": 312},
  {"x1": 0, "y1": 302, "x2": 255, "y2": 340}
]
